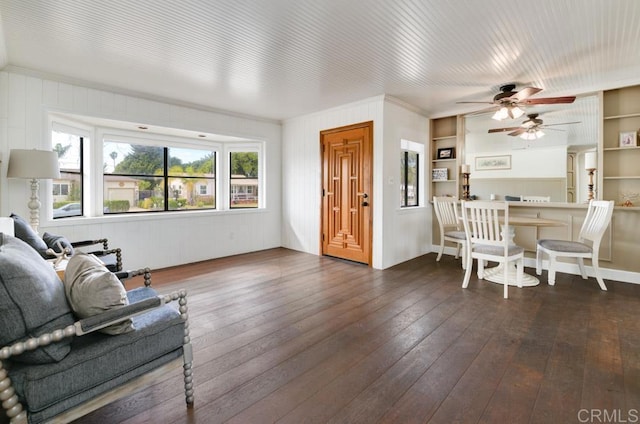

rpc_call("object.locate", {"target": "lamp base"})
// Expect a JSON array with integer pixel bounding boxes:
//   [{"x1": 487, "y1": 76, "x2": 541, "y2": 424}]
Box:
[{"x1": 27, "y1": 178, "x2": 42, "y2": 234}]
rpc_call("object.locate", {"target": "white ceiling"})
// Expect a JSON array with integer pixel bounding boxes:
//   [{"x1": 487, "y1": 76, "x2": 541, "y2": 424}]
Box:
[{"x1": 1, "y1": 0, "x2": 640, "y2": 122}]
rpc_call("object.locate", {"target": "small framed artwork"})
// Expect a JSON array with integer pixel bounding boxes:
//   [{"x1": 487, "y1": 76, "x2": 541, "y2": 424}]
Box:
[
  {"x1": 432, "y1": 168, "x2": 448, "y2": 181},
  {"x1": 437, "y1": 147, "x2": 455, "y2": 159},
  {"x1": 475, "y1": 155, "x2": 511, "y2": 171},
  {"x1": 619, "y1": 131, "x2": 637, "y2": 147}
]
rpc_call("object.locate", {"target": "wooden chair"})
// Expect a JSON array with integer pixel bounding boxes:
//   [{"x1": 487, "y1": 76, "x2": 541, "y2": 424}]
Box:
[
  {"x1": 536, "y1": 200, "x2": 614, "y2": 290},
  {"x1": 461, "y1": 200, "x2": 525, "y2": 299},
  {"x1": 432, "y1": 196, "x2": 466, "y2": 269}
]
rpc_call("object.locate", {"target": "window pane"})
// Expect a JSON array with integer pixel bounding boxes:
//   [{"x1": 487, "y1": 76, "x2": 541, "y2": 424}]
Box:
[
  {"x1": 168, "y1": 148, "x2": 215, "y2": 177},
  {"x1": 230, "y1": 152, "x2": 259, "y2": 208},
  {"x1": 52, "y1": 130, "x2": 82, "y2": 218},
  {"x1": 168, "y1": 177, "x2": 215, "y2": 210},
  {"x1": 104, "y1": 176, "x2": 164, "y2": 213},
  {"x1": 401, "y1": 150, "x2": 419, "y2": 207},
  {"x1": 406, "y1": 151, "x2": 418, "y2": 206},
  {"x1": 104, "y1": 141, "x2": 164, "y2": 175}
]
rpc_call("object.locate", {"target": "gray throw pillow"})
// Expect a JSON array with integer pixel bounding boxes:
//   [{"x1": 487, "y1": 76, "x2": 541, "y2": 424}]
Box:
[
  {"x1": 42, "y1": 232, "x2": 75, "y2": 256},
  {"x1": 10, "y1": 213, "x2": 49, "y2": 258},
  {"x1": 63, "y1": 253, "x2": 134, "y2": 335},
  {"x1": 0, "y1": 233, "x2": 74, "y2": 363}
]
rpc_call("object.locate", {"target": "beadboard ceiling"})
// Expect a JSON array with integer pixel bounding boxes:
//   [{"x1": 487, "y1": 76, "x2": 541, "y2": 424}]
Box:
[{"x1": 1, "y1": 0, "x2": 640, "y2": 122}]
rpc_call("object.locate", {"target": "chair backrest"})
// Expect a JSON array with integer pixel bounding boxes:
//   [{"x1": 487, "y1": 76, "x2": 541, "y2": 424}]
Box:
[
  {"x1": 0, "y1": 217, "x2": 14, "y2": 236},
  {"x1": 522, "y1": 195, "x2": 551, "y2": 202},
  {"x1": 461, "y1": 200, "x2": 510, "y2": 252},
  {"x1": 578, "y1": 200, "x2": 614, "y2": 245},
  {"x1": 433, "y1": 196, "x2": 461, "y2": 231}
]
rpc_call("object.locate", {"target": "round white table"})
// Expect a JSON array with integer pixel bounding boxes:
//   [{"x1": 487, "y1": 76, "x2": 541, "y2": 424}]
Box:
[{"x1": 483, "y1": 215, "x2": 566, "y2": 287}]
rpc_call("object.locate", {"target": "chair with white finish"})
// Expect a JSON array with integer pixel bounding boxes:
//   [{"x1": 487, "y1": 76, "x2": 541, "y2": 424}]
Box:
[
  {"x1": 461, "y1": 200, "x2": 525, "y2": 299},
  {"x1": 433, "y1": 196, "x2": 466, "y2": 268},
  {"x1": 536, "y1": 200, "x2": 614, "y2": 290}
]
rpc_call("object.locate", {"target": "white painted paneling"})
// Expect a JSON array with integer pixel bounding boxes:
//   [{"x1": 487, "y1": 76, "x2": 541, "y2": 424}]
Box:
[
  {"x1": 381, "y1": 99, "x2": 430, "y2": 269},
  {"x1": 3, "y1": 1, "x2": 640, "y2": 121},
  {"x1": 0, "y1": 70, "x2": 282, "y2": 271},
  {"x1": 281, "y1": 95, "x2": 432, "y2": 269}
]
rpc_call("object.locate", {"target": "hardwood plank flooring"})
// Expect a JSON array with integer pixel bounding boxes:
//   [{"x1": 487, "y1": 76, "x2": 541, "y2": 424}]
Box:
[{"x1": 54, "y1": 248, "x2": 640, "y2": 423}]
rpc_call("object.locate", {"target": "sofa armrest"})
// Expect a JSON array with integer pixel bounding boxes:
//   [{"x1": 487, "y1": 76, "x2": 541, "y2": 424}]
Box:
[
  {"x1": 114, "y1": 267, "x2": 152, "y2": 287},
  {"x1": 0, "y1": 290, "x2": 187, "y2": 358},
  {"x1": 71, "y1": 238, "x2": 109, "y2": 250}
]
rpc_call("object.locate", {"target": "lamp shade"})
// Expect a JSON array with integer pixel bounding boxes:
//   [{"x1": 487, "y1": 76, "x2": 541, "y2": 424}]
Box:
[
  {"x1": 7, "y1": 149, "x2": 60, "y2": 179},
  {"x1": 584, "y1": 151, "x2": 597, "y2": 170}
]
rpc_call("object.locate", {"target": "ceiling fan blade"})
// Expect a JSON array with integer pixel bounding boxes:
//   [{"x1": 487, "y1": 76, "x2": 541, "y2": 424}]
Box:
[
  {"x1": 542, "y1": 121, "x2": 581, "y2": 127},
  {"x1": 488, "y1": 127, "x2": 520, "y2": 133},
  {"x1": 520, "y1": 96, "x2": 576, "y2": 105},
  {"x1": 465, "y1": 106, "x2": 499, "y2": 116},
  {"x1": 456, "y1": 101, "x2": 495, "y2": 104},
  {"x1": 508, "y1": 128, "x2": 527, "y2": 136},
  {"x1": 510, "y1": 86, "x2": 543, "y2": 101}
]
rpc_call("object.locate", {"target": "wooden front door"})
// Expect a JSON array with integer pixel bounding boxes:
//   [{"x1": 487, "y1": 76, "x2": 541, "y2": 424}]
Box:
[{"x1": 321, "y1": 121, "x2": 373, "y2": 265}]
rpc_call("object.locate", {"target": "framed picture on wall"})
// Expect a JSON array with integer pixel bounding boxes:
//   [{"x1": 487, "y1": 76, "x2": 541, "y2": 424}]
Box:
[
  {"x1": 619, "y1": 131, "x2": 637, "y2": 147},
  {"x1": 475, "y1": 155, "x2": 511, "y2": 171}
]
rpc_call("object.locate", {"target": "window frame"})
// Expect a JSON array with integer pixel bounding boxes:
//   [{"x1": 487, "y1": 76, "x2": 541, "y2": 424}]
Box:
[{"x1": 400, "y1": 139, "x2": 425, "y2": 208}]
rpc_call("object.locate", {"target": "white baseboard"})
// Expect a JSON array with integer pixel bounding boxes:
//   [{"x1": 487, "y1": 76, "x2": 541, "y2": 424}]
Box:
[{"x1": 433, "y1": 245, "x2": 640, "y2": 285}]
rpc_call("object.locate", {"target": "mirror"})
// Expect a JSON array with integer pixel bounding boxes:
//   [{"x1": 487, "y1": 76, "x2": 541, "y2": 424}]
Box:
[{"x1": 463, "y1": 94, "x2": 599, "y2": 203}]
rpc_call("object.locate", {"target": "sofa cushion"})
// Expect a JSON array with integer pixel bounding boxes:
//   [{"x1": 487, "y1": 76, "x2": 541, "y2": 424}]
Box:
[
  {"x1": 10, "y1": 213, "x2": 49, "y2": 258},
  {"x1": 63, "y1": 253, "x2": 133, "y2": 335},
  {"x1": 9, "y1": 287, "x2": 184, "y2": 419},
  {"x1": 0, "y1": 233, "x2": 74, "y2": 363},
  {"x1": 42, "y1": 232, "x2": 75, "y2": 257}
]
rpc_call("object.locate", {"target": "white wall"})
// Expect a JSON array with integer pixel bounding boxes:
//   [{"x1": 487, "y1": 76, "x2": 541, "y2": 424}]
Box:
[
  {"x1": 281, "y1": 95, "x2": 430, "y2": 269},
  {"x1": 381, "y1": 99, "x2": 430, "y2": 268},
  {"x1": 0, "y1": 70, "x2": 282, "y2": 271}
]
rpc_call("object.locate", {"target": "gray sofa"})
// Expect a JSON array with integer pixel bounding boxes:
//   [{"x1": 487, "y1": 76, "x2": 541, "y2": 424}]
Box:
[{"x1": 0, "y1": 233, "x2": 194, "y2": 423}]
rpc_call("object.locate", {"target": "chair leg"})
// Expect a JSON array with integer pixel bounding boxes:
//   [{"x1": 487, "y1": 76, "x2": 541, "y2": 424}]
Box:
[
  {"x1": 577, "y1": 258, "x2": 588, "y2": 279},
  {"x1": 462, "y1": 255, "x2": 473, "y2": 289},
  {"x1": 547, "y1": 255, "x2": 557, "y2": 286},
  {"x1": 454, "y1": 243, "x2": 461, "y2": 259},
  {"x1": 591, "y1": 254, "x2": 608, "y2": 291},
  {"x1": 436, "y1": 235, "x2": 445, "y2": 262},
  {"x1": 477, "y1": 257, "x2": 485, "y2": 279},
  {"x1": 460, "y1": 242, "x2": 466, "y2": 270},
  {"x1": 536, "y1": 246, "x2": 543, "y2": 275},
  {"x1": 503, "y1": 260, "x2": 509, "y2": 299}
]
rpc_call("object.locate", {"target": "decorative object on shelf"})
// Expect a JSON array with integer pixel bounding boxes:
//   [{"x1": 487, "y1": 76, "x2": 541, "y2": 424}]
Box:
[
  {"x1": 619, "y1": 131, "x2": 637, "y2": 147},
  {"x1": 7, "y1": 149, "x2": 61, "y2": 233},
  {"x1": 432, "y1": 168, "x2": 448, "y2": 181},
  {"x1": 584, "y1": 151, "x2": 597, "y2": 201},
  {"x1": 620, "y1": 191, "x2": 638, "y2": 207},
  {"x1": 475, "y1": 155, "x2": 511, "y2": 171},
  {"x1": 461, "y1": 164, "x2": 471, "y2": 200},
  {"x1": 437, "y1": 147, "x2": 455, "y2": 159}
]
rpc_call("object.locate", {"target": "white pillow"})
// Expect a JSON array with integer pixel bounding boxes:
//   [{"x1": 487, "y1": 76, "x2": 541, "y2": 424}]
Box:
[{"x1": 63, "y1": 253, "x2": 133, "y2": 334}]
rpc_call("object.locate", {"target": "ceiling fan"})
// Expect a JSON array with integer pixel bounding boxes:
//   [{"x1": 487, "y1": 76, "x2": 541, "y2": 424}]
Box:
[
  {"x1": 458, "y1": 84, "x2": 576, "y2": 120},
  {"x1": 488, "y1": 113, "x2": 580, "y2": 140}
]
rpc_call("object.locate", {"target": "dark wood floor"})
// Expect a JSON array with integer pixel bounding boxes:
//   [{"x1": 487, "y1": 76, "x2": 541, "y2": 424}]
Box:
[{"x1": 74, "y1": 248, "x2": 640, "y2": 424}]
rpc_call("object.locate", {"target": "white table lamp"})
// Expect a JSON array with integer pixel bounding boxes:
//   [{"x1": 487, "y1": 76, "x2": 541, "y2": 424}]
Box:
[{"x1": 7, "y1": 149, "x2": 61, "y2": 233}]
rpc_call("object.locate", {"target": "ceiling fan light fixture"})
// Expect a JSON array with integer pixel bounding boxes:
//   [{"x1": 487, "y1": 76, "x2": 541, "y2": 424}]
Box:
[
  {"x1": 510, "y1": 106, "x2": 525, "y2": 119},
  {"x1": 520, "y1": 129, "x2": 545, "y2": 140},
  {"x1": 492, "y1": 107, "x2": 510, "y2": 121}
]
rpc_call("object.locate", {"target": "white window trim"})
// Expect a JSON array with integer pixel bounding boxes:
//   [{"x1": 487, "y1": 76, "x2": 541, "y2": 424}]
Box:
[
  {"x1": 400, "y1": 139, "x2": 425, "y2": 207},
  {"x1": 225, "y1": 142, "x2": 265, "y2": 209}
]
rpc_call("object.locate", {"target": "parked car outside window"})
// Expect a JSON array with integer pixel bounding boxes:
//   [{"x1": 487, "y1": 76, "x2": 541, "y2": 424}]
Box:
[{"x1": 53, "y1": 202, "x2": 81, "y2": 218}]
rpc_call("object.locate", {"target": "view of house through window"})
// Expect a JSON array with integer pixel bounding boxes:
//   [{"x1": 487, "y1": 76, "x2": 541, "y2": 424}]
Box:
[
  {"x1": 103, "y1": 141, "x2": 216, "y2": 213},
  {"x1": 401, "y1": 150, "x2": 419, "y2": 207},
  {"x1": 230, "y1": 151, "x2": 259, "y2": 208},
  {"x1": 52, "y1": 130, "x2": 83, "y2": 219}
]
